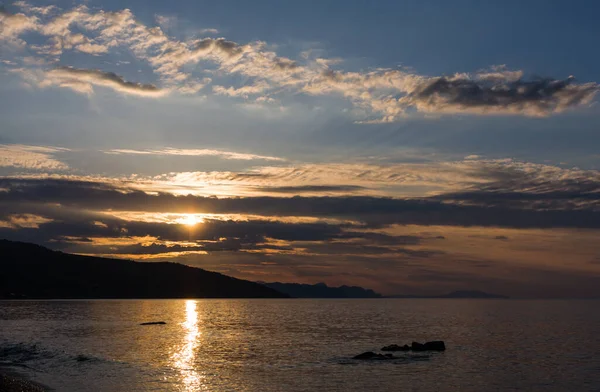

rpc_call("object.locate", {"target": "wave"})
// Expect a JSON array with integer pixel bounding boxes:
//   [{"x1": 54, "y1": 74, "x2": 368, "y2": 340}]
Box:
[{"x1": 0, "y1": 340, "x2": 108, "y2": 370}]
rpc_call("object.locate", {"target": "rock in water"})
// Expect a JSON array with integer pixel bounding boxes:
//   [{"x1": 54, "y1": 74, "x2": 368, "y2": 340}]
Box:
[
  {"x1": 355, "y1": 340, "x2": 446, "y2": 360},
  {"x1": 140, "y1": 321, "x2": 166, "y2": 325},
  {"x1": 381, "y1": 344, "x2": 410, "y2": 351},
  {"x1": 353, "y1": 351, "x2": 378, "y2": 360},
  {"x1": 423, "y1": 341, "x2": 446, "y2": 351},
  {"x1": 411, "y1": 341, "x2": 446, "y2": 351}
]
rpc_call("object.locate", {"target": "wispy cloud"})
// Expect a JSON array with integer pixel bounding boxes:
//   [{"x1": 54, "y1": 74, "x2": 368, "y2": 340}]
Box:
[
  {"x1": 154, "y1": 14, "x2": 177, "y2": 30},
  {"x1": 199, "y1": 28, "x2": 219, "y2": 35},
  {"x1": 3, "y1": 157, "x2": 600, "y2": 229},
  {"x1": 0, "y1": 144, "x2": 69, "y2": 170},
  {"x1": 5, "y1": 157, "x2": 598, "y2": 200},
  {"x1": 104, "y1": 147, "x2": 285, "y2": 161},
  {"x1": 39, "y1": 67, "x2": 165, "y2": 96},
  {"x1": 0, "y1": 213, "x2": 52, "y2": 228},
  {"x1": 2, "y1": 4, "x2": 597, "y2": 120}
]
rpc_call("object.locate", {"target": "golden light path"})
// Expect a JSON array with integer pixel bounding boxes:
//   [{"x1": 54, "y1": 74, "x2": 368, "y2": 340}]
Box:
[{"x1": 172, "y1": 300, "x2": 206, "y2": 390}]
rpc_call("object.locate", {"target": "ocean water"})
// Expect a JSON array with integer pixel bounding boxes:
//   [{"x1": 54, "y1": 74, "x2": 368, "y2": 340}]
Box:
[{"x1": 1, "y1": 299, "x2": 600, "y2": 391}]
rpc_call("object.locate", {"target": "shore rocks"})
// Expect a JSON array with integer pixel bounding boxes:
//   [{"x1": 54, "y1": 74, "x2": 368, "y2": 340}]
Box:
[
  {"x1": 423, "y1": 341, "x2": 446, "y2": 351},
  {"x1": 381, "y1": 341, "x2": 445, "y2": 352},
  {"x1": 381, "y1": 344, "x2": 410, "y2": 351},
  {"x1": 355, "y1": 340, "x2": 446, "y2": 359},
  {"x1": 139, "y1": 321, "x2": 166, "y2": 325}
]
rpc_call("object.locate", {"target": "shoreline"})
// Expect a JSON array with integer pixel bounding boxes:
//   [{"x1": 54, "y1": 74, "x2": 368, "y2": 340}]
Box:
[{"x1": 0, "y1": 368, "x2": 51, "y2": 392}]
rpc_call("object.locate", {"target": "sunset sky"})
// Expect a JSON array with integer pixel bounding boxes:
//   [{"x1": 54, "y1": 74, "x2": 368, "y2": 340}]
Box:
[{"x1": 1, "y1": 0, "x2": 600, "y2": 297}]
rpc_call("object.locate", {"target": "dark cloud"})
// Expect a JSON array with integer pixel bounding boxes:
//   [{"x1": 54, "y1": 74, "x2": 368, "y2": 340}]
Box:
[
  {"x1": 273, "y1": 58, "x2": 298, "y2": 71},
  {"x1": 2, "y1": 177, "x2": 600, "y2": 229},
  {"x1": 194, "y1": 37, "x2": 243, "y2": 58},
  {"x1": 0, "y1": 218, "x2": 344, "y2": 244},
  {"x1": 337, "y1": 232, "x2": 421, "y2": 245},
  {"x1": 0, "y1": 204, "x2": 427, "y2": 255},
  {"x1": 49, "y1": 67, "x2": 163, "y2": 96},
  {"x1": 293, "y1": 241, "x2": 440, "y2": 257},
  {"x1": 437, "y1": 163, "x2": 600, "y2": 211},
  {"x1": 256, "y1": 185, "x2": 366, "y2": 193},
  {"x1": 406, "y1": 75, "x2": 599, "y2": 116},
  {"x1": 92, "y1": 243, "x2": 206, "y2": 255}
]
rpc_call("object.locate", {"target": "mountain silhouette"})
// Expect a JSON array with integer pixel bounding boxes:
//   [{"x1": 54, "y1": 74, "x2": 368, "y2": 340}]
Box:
[
  {"x1": 260, "y1": 282, "x2": 382, "y2": 298},
  {"x1": 0, "y1": 240, "x2": 286, "y2": 299}
]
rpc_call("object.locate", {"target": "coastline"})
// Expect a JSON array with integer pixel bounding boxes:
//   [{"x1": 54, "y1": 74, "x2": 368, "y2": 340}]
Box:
[{"x1": 0, "y1": 368, "x2": 51, "y2": 392}]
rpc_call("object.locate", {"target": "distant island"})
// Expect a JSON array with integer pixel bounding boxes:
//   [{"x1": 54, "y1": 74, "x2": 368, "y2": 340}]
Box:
[
  {"x1": 260, "y1": 282, "x2": 383, "y2": 298},
  {"x1": 387, "y1": 290, "x2": 509, "y2": 299},
  {"x1": 0, "y1": 240, "x2": 286, "y2": 299}
]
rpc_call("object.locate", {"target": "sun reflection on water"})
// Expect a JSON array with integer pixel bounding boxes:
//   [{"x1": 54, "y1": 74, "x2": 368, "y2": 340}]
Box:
[{"x1": 172, "y1": 300, "x2": 205, "y2": 390}]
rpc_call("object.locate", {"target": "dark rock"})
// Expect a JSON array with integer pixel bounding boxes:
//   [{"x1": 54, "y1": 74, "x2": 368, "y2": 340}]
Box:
[
  {"x1": 355, "y1": 340, "x2": 446, "y2": 360},
  {"x1": 352, "y1": 351, "x2": 396, "y2": 360},
  {"x1": 381, "y1": 344, "x2": 410, "y2": 351},
  {"x1": 353, "y1": 351, "x2": 378, "y2": 360},
  {"x1": 140, "y1": 321, "x2": 166, "y2": 325},
  {"x1": 423, "y1": 341, "x2": 446, "y2": 351},
  {"x1": 411, "y1": 341, "x2": 446, "y2": 351}
]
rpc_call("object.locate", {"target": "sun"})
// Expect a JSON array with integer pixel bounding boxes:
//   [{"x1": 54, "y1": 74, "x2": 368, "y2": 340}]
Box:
[{"x1": 178, "y1": 214, "x2": 203, "y2": 227}]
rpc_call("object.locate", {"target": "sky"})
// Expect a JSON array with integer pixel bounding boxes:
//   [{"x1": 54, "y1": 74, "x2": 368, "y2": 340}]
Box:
[{"x1": 1, "y1": 0, "x2": 600, "y2": 298}]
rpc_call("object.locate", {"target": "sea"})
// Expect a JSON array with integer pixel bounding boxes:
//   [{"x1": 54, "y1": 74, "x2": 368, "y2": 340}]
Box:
[{"x1": 1, "y1": 299, "x2": 599, "y2": 391}]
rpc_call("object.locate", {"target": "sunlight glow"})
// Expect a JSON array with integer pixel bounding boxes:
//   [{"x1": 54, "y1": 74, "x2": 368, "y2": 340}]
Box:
[{"x1": 177, "y1": 214, "x2": 204, "y2": 227}]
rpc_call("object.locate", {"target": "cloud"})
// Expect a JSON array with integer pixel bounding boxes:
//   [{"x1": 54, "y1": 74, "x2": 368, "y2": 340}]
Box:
[
  {"x1": 437, "y1": 159, "x2": 600, "y2": 210},
  {"x1": 104, "y1": 147, "x2": 285, "y2": 161},
  {"x1": 10, "y1": 159, "x2": 479, "y2": 197},
  {"x1": 0, "y1": 144, "x2": 69, "y2": 170},
  {"x1": 39, "y1": 67, "x2": 166, "y2": 97},
  {"x1": 1, "y1": 155, "x2": 597, "y2": 201},
  {"x1": 0, "y1": 213, "x2": 52, "y2": 229},
  {"x1": 401, "y1": 74, "x2": 599, "y2": 117},
  {"x1": 213, "y1": 81, "x2": 272, "y2": 98},
  {"x1": 0, "y1": 204, "x2": 405, "y2": 249},
  {"x1": 12, "y1": 2, "x2": 56, "y2": 15},
  {"x1": 199, "y1": 28, "x2": 219, "y2": 35},
  {"x1": 75, "y1": 42, "x2": 109, "y2": 54},
  {"x1": 0, "y1": 7, "x2": 38, "y2": 46},
  {"x1": 255, "y1": 185, "x2": 366, "y2": 194},
  {"x1": 154, "y1": 14, "x2": 177, "y2": 30},
  {"x1": 1, "y1": 175, "x2": 599, "y2": 297},
  {"x1": 2, "y1": 169, "x2": 600, "y2": 229},
  {"x1": 2, "y1": 5, "x2": 597, "y2": 120}
]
